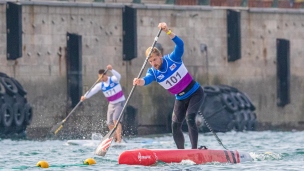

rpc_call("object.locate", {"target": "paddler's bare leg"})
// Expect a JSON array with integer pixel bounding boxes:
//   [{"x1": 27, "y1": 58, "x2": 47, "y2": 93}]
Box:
[
  {"x1": 113, "y1": 120, "x2": 122, "y2": 143},
  {"x1": 108, "y1": 124, "x2": 118, "y2": 141}
]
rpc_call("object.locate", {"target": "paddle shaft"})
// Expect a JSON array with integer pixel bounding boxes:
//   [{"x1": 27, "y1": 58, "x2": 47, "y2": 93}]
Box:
[
  {"x1": 197, "y1": 96, "x2": 228, "y2": 150},
  {"x1": 106, "y1": 29, "x2": 162, "y2": 140}
]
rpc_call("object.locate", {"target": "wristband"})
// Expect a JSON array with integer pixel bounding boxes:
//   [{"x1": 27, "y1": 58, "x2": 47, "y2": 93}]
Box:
[{"x1": 166, "y1": 29, "x2": 172, "y2": 35}]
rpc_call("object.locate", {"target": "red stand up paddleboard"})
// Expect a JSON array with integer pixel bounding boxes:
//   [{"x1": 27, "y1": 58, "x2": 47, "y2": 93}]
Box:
[{"x1": 118, "y1": 148, "x2": 253, "y2": 166}]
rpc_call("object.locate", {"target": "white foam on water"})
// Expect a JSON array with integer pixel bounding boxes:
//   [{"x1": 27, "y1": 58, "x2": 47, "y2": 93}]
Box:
[
  {"x1": 249, "y1": 151, "x2": 282, "y2": 161},
  {"x1": 179, "y1": 159, "x2": 196, "y2": 165}
]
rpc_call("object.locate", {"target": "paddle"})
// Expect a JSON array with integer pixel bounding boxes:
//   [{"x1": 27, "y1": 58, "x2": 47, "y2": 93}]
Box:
[
  {"x1": 94, "y1": 28, "x2": 162, "y2": 156},
  {"x1": 49, "y1": 69, "x2": 109, "y2": 135},
  {"x1": 197, "y1": 95, "x2": 229, "y2": 150}
]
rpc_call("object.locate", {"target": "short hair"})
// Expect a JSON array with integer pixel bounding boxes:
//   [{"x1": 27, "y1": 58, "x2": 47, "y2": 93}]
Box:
[
  {"x1": 98, "y1": 69, "x2": 105, "y2": 75},
  {"x1": 145, "y1": 47, "x2": 161, "y2": 58}
]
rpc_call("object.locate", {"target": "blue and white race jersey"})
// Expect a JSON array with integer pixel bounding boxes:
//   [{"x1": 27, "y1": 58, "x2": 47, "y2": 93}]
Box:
[
  {"x1": 151, "y1": 57, "x2": 193, "y2": 95},
  {"x1": 101, "y1": 77, "x2": 125, "y2": 104}
]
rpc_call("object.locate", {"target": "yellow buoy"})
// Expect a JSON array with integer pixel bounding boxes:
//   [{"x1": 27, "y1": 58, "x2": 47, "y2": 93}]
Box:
[
  {"x1": 36, "y1": 160, "x2": 49, "y2": 168},
  {"x1": 84, "y1": 158, "x2": 96, "y2": 165}
]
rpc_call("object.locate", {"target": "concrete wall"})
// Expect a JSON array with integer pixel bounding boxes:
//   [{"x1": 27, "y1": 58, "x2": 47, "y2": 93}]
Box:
[{"x1": 0, "y1": 1, "x2": 304, "y2": 138}]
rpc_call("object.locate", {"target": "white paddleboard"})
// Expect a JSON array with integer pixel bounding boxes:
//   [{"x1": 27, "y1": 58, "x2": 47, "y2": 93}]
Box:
[
  {"x1": 67, "y1": 139, "x2": 127, "y2": 148},
  {"x1": 67, "y1": 140, "x2": 100, "y2": 146},
  {"x1": 66, "y1": 134, "x2": 159, "y2": 148}
]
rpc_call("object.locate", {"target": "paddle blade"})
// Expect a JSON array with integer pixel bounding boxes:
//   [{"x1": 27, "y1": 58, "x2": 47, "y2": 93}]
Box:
[
  {"x1": 49, "y1": 120, "x2": 65, "y2": 135},
  {"x1": 94, "y1": 131, "x2": 115, "y2": 156}
]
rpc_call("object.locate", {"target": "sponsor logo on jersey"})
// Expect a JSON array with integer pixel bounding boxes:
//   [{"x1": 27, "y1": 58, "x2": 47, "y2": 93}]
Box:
[
  {"x1": 157, "y1": 74, "x2": 164, "y2": 80},
  {"x1": 169, "y1": 64, "x2": 176, "y2": 71}
]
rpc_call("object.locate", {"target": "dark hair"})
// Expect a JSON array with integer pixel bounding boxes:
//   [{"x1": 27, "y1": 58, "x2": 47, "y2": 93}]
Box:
[{"x1": 98, "y1": 69, "x2": 105, "y2": 75}]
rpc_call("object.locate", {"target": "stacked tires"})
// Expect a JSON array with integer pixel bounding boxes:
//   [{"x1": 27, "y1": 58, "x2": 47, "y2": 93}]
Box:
[
  {"x1": 196, "y1": 85, "x2": 258, "y2": 133},
  {"x1": 0, "y1": 72, "x2": 33, "y2": 138}
]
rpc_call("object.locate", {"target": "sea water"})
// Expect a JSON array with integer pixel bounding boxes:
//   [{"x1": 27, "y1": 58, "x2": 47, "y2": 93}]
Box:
[{"x1": 0, "y1": 131, "x2": 304, "y2": 171}]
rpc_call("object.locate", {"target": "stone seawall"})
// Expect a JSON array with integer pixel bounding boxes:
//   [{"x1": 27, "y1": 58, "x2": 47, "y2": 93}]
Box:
[{"x1": 0, "y1": 2, "x2": 303, "y2": 138}]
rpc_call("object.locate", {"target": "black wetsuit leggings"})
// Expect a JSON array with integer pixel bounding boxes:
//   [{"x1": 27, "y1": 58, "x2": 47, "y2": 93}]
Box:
[{"x1": 172, "y1": 87, "x2": 204, "y2": 149}]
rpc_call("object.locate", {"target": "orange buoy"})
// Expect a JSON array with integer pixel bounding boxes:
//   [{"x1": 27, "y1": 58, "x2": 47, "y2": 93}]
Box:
[
  {"x1": 36, "y1": 160, "x2": 49, "y2": 168},
  {"x1": 84, "y1": 158, "x2": 96, "y2": 165}
]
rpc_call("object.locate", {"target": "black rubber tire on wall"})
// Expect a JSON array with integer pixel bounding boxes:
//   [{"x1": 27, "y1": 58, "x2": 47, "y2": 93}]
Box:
[
  {"x1": 236, "y1": 92, "x2": 251, "y2": 109},
  {"x1": 0, "y1": 72, "x2": 9, "y2": 78},
  {"x1": 239, "y1": 92, "x2": 256, "y2": 111},
  {"x1": 217, "y1": 85, "x2": 232, "y2": 93},
  {"x1": 227, "y1": 120, "x2": 236, "y2": 131},
  {"x1": 241, "y1": 110, "x2": 250, "y2": 130},
  {"x1": 1, "y1": 103, "x2": 14, "y2": 128},
  {"x1": 0, "y1": 77, "x2": 18, "y2": 96},
  {"x1": 231, "y1": 92, "x2": 245, "y2": 110},
  {"x1": 0, "y1": 126, "x2": 13, "y2": 135},
  {"x1": 203, "y1": 86, "x2": 221, "y2": 96},
  {"x1": 13, "y1": 103, "x2": 25, "y2": 127},
  {"x1": 0, "y1": 82, "x2": 6, "y2": 96},
  {"x1": 10, "y1": 78, "x2": 27, "y2": 96},
  {"x1": 14, "y1": 94, "x2": 27, "y2": 107},
  {"x1": 24, "y1": 103, "x2": 33, "y2": 125},
  {"x1": 221, "y1": 93, "x2": 238, "y2": 112},
  {"x1": 0, "y1": 105, "x2": 1, "y2": 125},
  {"x1": 250, "y1": 120, "x2": 258, "y2": 131},
  {"x1": 0, "y1": 96, "x2": 4, "y2": 107},
  {"x1": 246, "y1": 112, "x2": 257, "y2": 131},
  {"x1": 234, "y1": 111, "x2": 245, "y2": 131},
  {"x1": 15, "y1": 125, "x2": 27, "y2": 134},
  {"x1": 218, "y1": 84, "x2": 239, "y2": 93}
]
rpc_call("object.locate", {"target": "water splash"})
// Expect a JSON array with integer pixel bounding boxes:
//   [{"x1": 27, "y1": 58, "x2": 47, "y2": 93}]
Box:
[
  {"x1": 91, "y1": 133, "x2": 103, "y2": 141},
  {"x1": 249, "y1": 151, "x2": 282, "y2": 161}
]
